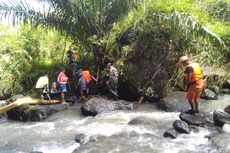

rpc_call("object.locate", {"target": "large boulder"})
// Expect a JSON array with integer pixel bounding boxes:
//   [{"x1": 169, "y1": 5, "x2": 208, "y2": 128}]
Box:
[
  {"x1": 179, "y1": 112, "x2": 212, "y2": 126},
  {"x1": 173, "y1": 120, "x2": 191, "y2": 134},
  {"x1": 6, "y1": 103, "x2": 69, "y2": 121},
  {"x1": 201, "y1": 89, "x2": 217, "y2": 100},
  {"x1": 213, "y1": 110, "x2": 230, "y2": 127},
  {"x1": 117, "y1": 28, "x2": 179, "y2": 102},
  {"x1": 157, "y1": 91, "x2": 190, "y2": 112},
  {"x1": 81, "y1": 97, "x2": 135, "y2": 116}
]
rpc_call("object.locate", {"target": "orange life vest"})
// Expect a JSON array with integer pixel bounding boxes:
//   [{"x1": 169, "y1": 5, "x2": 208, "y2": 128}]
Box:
[
  {"x1": 184, "y1": 62, "x2": 203, "y2": 83},
  {"x1": 82, "y1": 70, "x2": 92, "y2": 83}
]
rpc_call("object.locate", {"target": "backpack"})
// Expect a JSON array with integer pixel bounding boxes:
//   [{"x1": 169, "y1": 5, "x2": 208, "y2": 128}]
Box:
[{"x1": 79, "y1": 78, "x2": 87, "y2": 90}]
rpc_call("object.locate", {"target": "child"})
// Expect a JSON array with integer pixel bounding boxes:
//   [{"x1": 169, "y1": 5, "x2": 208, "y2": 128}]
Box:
[{"x1": 76, "y1": 73, "x2": 88, "y2": 100}]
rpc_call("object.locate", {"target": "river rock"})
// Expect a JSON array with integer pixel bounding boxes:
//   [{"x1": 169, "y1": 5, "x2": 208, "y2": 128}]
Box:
[
  {"x1": 157, "y1": 91, "x2": 190, "y2": 112},
  {"x1": 163, "y1": 128, "x2": 180, "y2": 139},
  {"x1": 220, "y1": 88, "x2": 230, "y2": 94},
  {"x1": 203, "y1": 122, "x2": 222, "y2": 138},
  {"x1": 179, "y1": 112, "x2": 212, "y2": 126},
  {"x1": 128, "y1": 117, "x2": 154, "y2": 125},
  {"x1": 209, "y1": 85, "x2": 220, "y2": 95},
  {"x1": 213, "y1": 110, "x2": 230, "y2": 127},
  {"x1": 81, "y1": 97, "x2": 135, "y2": 116},
  {"x1": 201, "y1": 89, "x2": 217, "y2": 100},
  {"x1": 6, "y1": 103, "x2": 69, "y2": 121},
  {"x1": 173, "y1": 120, "x2": 191, "y2": 134},
  {"x1": 75, "y1": 134, "x2": 88, "y2": 144},
  {"x1": 66, "y1": 96, "x2": 81, "y2": 104},
  {"x1": 224, "y1": 105, "x2": 230, "y2": 114}
]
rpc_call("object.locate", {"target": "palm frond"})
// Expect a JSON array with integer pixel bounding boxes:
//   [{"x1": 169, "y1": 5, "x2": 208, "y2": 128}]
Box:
[{"x1": 169, "y1": 10, "x2": 225, "y2": 47}]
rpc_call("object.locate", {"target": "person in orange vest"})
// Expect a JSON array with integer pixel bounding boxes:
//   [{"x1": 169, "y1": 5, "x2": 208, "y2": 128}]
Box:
[
  {"x1": 82, "y1": 67, "x2": 97, "y2": 95},
  {"x1": 179, "y1": 56, "x2": 204, "y2": 114},
  {"x1": 57, "y1": 68, "x2": 69, "y2": 103}
]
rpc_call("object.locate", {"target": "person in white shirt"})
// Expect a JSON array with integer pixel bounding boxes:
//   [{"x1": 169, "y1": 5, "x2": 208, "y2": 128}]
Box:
[
  {"x1": 35, "y1": 75, "x2": 50, "y2": 100},
  {"x1": 107, "y1": 63, "x2": 119, "y2": 100}
]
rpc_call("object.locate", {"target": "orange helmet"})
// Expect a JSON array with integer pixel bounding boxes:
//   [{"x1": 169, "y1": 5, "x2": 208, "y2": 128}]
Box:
[{"x1": 179, "y1": 56, "x2": 189, "y2": 63}]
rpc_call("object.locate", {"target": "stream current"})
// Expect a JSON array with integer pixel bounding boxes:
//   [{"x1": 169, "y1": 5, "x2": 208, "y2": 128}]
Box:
[{"x1": 0, "y1": 94, "x2": 229, "y2": 153}]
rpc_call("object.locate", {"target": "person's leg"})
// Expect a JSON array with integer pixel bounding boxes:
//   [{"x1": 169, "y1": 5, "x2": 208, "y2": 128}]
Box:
[
  {"x1": 188, "y1": 99, "x2": 195, "y2": 113},
  {"x1": 186, "y1": 84, "x2": 196, "y2": 113},
  {"x1": 194, "y1": 99, "x2": 199, "y2": 113},
  {"x1": 60, "y1": 92, "x2": 65, "y2": 103}
]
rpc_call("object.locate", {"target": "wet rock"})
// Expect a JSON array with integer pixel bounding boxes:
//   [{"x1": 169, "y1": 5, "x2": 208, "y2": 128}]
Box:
[
  {"x1": 220, "y1": 88, "x2": 230, "y2": 94},
  {"x1": 157, "y1": 91, "x2": 190, "y2": 112},
  {"x1": 213, "y1": 110, "x2": 230, "y2": 127},
  {"x1": 66, "y1": 96, "x2": 81, "y2": 104},
  {"x1": 179, "y1": 112, "x2": 211, "y2": 126},
  {"x1": 75, "y1": 134, "x2": 88, "y2": 144},
  {"x1": 203, "y1": 122, "x2": 222, "y2": 138},
  {"x1": 128, "y1": 117, "x2": 153, "y2": 125},
  {"x1": 173, "y1": 120, "x2": 191, "y2": 134},
  {"x1": 224, "y1": 105, "x2": 230, "y2": 114},
  {"x1": 6, "y1": 103, "x2": 69, "y2": 121},
  {"x1": 190, "y1": 125, "x2": 199, "y2": 133},
  {"x1": 201, "y1": 89, "x2": 217, "y2": 100},
  {"x1": 81, "y1": 97, "x2": 135, "y2": 116},
  {"x1": 163, "y1": 128, "x2": 180, "y2": 139},
  {"x1": 209, "y1": 85, "x2": 220, "y2": 95}
]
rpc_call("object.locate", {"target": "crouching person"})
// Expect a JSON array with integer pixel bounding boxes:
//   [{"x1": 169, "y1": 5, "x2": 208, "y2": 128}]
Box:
[{"x1": 35, "y1": 75, "x2": 51, "y2": 100}]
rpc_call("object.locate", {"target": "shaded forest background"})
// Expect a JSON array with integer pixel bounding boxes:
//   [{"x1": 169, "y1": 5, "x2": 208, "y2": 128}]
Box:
[{"x1": 0, "y1": 0, "x2": 229, "y2": 100}]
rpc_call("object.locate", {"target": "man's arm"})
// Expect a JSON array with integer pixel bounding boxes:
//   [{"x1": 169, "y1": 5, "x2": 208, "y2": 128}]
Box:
[
  {"x1": 91, "y1": 75, "x2": 98, "y2": 82},
  {"x1": 185, "y1": 67, "x2": 192, "y2": 90}
]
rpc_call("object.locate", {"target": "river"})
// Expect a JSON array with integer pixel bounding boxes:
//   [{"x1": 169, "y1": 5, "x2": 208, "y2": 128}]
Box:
[{"x1": 0, "y1": 94, "x2": 229, "y2": 153}]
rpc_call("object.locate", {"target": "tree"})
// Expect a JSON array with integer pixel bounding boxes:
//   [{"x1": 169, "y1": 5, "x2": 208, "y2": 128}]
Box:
[{"x1": 0, "y1": 0, "x2": 143, "y2": 79}]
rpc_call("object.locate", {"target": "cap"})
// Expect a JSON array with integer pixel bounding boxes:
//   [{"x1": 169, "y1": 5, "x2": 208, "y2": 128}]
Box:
[{"x1": 179, "y1": 56, "x2": 189, "y2": 63}]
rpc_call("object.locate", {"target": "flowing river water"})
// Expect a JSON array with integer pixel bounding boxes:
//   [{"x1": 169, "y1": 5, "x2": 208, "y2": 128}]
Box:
[{"x1": 0, "y1": 94, "x2": 229, "y2": 153}]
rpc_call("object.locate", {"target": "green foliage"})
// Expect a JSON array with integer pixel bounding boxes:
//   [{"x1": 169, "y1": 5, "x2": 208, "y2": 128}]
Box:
[{"x1": 0, "y1": 24, "x2": 69, "y2": 95}]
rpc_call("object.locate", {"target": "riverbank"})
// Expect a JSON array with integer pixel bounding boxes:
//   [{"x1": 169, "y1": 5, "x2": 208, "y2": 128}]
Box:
[{"x1": 0, "y1": 94, "x2": 229, "y2": 153}]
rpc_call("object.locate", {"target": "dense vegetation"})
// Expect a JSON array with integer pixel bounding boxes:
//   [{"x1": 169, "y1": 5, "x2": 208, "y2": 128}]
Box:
[
  {"x1": 0, "y1": 0, "x2": 229, "y2": 100},
  {"x1": 0, "y1": 24, "x2": 71, "y2": 98}
]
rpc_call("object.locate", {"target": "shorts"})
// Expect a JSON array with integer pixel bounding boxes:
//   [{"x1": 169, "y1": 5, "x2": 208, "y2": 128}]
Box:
[
  {"x1": 59, "y1": 84, "x2": 67, "y2": 92},
  {"x1": 37, "y1": 88, "x2": 43, "y2": 93},
  {"x1": 187, "y1": 79, "x2": 204, "y2": 100}
]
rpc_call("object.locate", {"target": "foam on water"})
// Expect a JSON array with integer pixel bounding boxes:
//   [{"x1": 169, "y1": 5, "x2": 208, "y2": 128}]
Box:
[{"x1": 33, "y1": 141, "x2": 79, "y2": 153}]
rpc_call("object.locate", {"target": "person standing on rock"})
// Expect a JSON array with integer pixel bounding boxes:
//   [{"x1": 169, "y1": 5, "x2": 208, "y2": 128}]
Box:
[
  {"x1": 179, "y1": 56, "x2": 204, "y2": 114},
  {"x1": 82, "y1": 67, "x2": 97, "y2": 95},
  {"x1": 107, "y1": 63, "x2": 119, "y2": 100},
  {"x1": 76, "y1": 72, "x2": 88, "y2": 100},
  {"x1": 57, "y1": 68, "x2": 68, "y2": 103}
]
